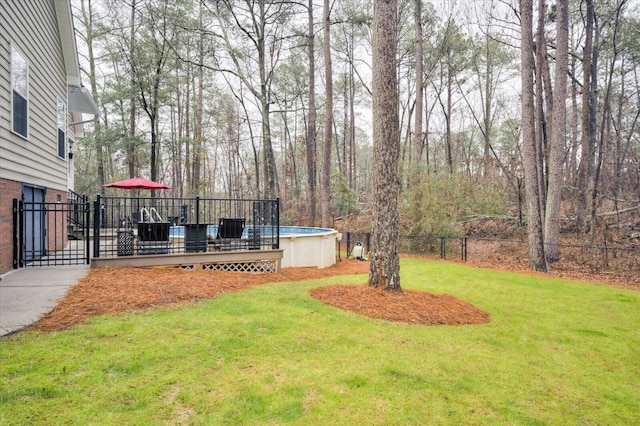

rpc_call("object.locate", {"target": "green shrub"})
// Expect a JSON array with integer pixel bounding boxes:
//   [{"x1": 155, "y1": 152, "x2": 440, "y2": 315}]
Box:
[{"x1": 401, "y1": 173, "x2": 507, "y2": 237}]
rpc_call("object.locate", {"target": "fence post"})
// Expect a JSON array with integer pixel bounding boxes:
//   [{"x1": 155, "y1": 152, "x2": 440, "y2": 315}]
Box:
[
  {"x1": 366, "y1": 233, "x2": 371, "y2": 257},
  {"x1": 93, "y1": 196, "x2": 101, "y2": 258},
  {"x1": 440, "y1": 237, "x2": 445, "y2": 259},
  {"x1": 12, "y1": 199, "x2": 19, "y2": 269},
  {"x1": 275, "y1": 198, "x2": 280, "y2": 249},
  {"x1": 84, "y1": 195, "x2": 90, "y2": 264},
  {"x1": 195, "y1": 196, "x2": 200, "y2": 225},
  {"x1": 462, "y1": 237, "x2": 467, "y2": 261}
]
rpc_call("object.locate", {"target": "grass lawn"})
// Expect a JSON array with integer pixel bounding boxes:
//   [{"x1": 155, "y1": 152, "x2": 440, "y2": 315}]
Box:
[{"x1": 1, "y1": 258, "x2": 638, "y2": 425}]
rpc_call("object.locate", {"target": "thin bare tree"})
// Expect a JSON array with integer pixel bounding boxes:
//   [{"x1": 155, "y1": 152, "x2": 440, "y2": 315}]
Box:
[
  {"x1": 321, "y1": 0, "x2": 333, "y2": 227},
  {"x1": 520, "y1": 0, "x2": 547, "y2": 272},
  {"x1": 306, "y1": 0, "x2": 317, "y2": 225},
  {"x1": 544, "y1": 0, "x2": 568, "y2": 263}
]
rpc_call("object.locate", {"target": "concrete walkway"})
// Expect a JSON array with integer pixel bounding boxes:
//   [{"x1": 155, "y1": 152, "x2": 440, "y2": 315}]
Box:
[{"x1": 0, "y1": 265, "x2": 90, "y2": 337}]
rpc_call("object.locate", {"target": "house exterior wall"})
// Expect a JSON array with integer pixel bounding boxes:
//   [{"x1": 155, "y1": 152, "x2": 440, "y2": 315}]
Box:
[
  {"x1": 0, "y1": 1, "x2": 75, "y2": 274},
  {"x1": 0, "y1": 179, "x2": 20, "y2": 273},
  {"x1": 0, "y1": 1, "x2": 70, "y2": 191}
]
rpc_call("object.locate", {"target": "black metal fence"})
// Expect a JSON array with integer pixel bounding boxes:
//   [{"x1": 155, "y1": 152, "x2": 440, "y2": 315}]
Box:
[
  {"x1": 461, "y1": 237, "x2": 640, "y2": 273},
  {"x1": 93, "y1": 196, "x2": 280, "y2": 258},
  {"x1": 398, "y1": 235, "x2": 464, "y2": 260},
  {"x1": 344, "y1": 233, "x2": 466, "y2": 260},
  {"x1": 339, "y1": 233, "x2": 638, "y2": 278},
  {"x1": 12, "y1": 191, "x2": 90, "y2": 268},
  {"x1": 397, "y1": 234, "x2": 640, "y2": 276}
]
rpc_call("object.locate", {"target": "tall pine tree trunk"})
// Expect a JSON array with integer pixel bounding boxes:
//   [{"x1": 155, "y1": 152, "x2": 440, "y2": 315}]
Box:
[
  {"x1": 349, "y1": 28, "x2": 356, "y2": 190},
  {"x1": 534, "y1": 0, "x2": 548, "y2": 227},
  {"x1": 544, "y1": 0, "x2": 568, "y2": 263},
  {"x1": 193, "y1": 10, "x2": 205, "y2": 195},
  {"x1": 321, "y1": 0, "x2": 333, "y2": 227},
  {"x1": 445, "y1": 57, "x2": 453, "y2": 173},
  {"x1": 576, "y1": 0, "x2": 595, "y2": 228},
  {"x1": 306, "y1": 0, "x2": 317, "y2": 226},
  {"x1": 520, "y1": 0, "x2": 547, "y2": 272},
  {"x1": 369, "y1": 0, "x2": 400, "y2": 291}
]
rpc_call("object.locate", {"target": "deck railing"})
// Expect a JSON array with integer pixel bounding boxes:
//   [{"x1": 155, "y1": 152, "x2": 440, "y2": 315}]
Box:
[{"x1": 93, "y1": 196, "x2": 279, "y2": 258}]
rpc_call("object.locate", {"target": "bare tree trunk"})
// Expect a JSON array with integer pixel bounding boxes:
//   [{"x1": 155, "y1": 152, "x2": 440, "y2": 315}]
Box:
[
  {"x1": 544, "y1": 0, "x2": 568, "y2": 263},
  {"x1": 306, "y1": 0, "x2": 317, "y2": 226},
  {"x1": 175, "y1": 73, "x2": 183, "y2": 198},
  {"x1": 534, "y1": 0, "x2": 548, "y2": 226},
  {"x1": 238, "y1": 88, "x2": 260, "y2": 198},
  {"x1": 591, "y1": 2, "x2": 625, "y2": 231},
  {"x1": 284, "y1": 112, "x2": 299, "y2": 203},
  {"x1": 261, "y1": 89, "x2": 278, "y2": 199},
  {"x1": 79, "y1": 0, "x2": 105, "y2": 195},
  {"x1": 193, "y1": 9, "x2": 205, "y2": 195},
  {"x1": 170, "y1": 95, "x2": 182, "y2": 197},
  {"x1": 321, "y1": 0, "x2": 333, "y2": 227},
  {"x1": 576, "y1": 0, "x2": 595, "y2": 227},
  {"x1": 127, "y1": 0, "x2": 137, "y2": 181},
  {"x1": 425, "y1": 96, "x2": 435, "y2": 171},
  {"x1": 342, "y1": 76, "x2": 348, "y2": 176},
  {"x1": 259, "y1": 27, "x2": 279, "y2": 200},
  {"x1": 569, "y1": 48, "x2": 578, "y2": 187},
  {"x1": 482, "y1": 32, "x2": 492, "y2": 176},
  {"x1": 585, "y1": 7, "x2": 600, "y2": 233},
  {"x1": 446, "y1": 57, "x2": 453, "y2": 173},
  {"x1": 349, "y1": 32, "x2": 356, "y2": 190},
  {"x1": 520, "y1": 0, "x2": 547, "y2": 272},
  {"x1": 401, "y1": 94, "x2": 414, "y2": 175},
  {"x1": 184, "y1": 66, "x2": 192, "y2": 196},
  {"x1": 413, "y1": 0, "x2": 423, "y2": 176},
  {"x1": 369, "y1": 0, "x2": 400, "y2": 291},
  {"x1": 256, "y1": 3, "x2": 271, "y2": 200}
]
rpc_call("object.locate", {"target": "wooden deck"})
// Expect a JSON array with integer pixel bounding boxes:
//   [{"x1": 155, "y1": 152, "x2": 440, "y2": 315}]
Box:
[{"x1": 91, "y1": 249, "x2": 284, "y2": 273}]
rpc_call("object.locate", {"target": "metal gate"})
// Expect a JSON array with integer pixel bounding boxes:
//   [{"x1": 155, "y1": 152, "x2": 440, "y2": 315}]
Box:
[{"x1": 13, "y1": 191, "x2": 90, "y2": 268}]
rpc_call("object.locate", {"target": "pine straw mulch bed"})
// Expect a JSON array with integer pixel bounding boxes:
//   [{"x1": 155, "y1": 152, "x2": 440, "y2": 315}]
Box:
[
  {"x1": 30, "y1": 259, "x2": 490, "y2": 332},
  {"x1": 310, "y1": 284, "x2": 490, "y2": 326}
]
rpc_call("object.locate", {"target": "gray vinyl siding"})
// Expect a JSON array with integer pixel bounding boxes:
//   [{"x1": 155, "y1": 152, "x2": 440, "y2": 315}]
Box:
[
  {"x1": 0, "y1": 15, "x2": 10, "y2": 133},
  {"x1": 0, "y1": 1, "x2": 69, "y2": 191}
]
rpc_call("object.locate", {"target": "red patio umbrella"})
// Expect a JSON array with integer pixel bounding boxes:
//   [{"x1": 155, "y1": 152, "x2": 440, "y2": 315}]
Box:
[{"x1": 103, "y1": 176, "x2": 171, "y2": 190}]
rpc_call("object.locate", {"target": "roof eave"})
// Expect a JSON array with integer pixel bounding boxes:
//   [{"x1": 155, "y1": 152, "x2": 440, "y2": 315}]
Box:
[{"x1": 54, "y1": 0, "x2": 81, "y2": 87}]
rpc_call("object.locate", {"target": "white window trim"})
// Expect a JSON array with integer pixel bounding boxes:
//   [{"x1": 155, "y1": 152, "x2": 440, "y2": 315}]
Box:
[
  {"x1": 11, "y1": 44, "x2": 29, "y2": 140},
  {"x1": 57, "y1": 97, "x2": 67, "y2": 159}
]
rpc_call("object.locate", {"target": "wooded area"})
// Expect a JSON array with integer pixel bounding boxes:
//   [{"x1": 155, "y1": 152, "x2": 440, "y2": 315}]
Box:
[{"x1": 72, "y1": 0, "x2": 640, "y2": 269}]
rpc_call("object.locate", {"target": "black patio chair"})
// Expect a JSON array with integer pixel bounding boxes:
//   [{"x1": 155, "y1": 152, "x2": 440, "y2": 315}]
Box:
[{"x1": 209, "y1": 218, "x2": 245, "y2": 250}]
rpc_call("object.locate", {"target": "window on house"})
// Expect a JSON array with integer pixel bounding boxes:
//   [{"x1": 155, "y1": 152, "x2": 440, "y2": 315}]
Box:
[
  {"x1": 11, "y1": 45, "x2": 28, "y2": 138},
  {"x1": 57, "y1": 98, "x2": 66, "y2": 158}
]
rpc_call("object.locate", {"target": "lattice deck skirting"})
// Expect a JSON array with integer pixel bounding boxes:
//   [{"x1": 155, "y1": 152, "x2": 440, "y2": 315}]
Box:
[
  {"x1": 176, "y1": 260, "x2": 277, "y2": 273},
  {"x1": 207, "y1": 260, "x2": 276, "y2": 273},
  {"x1": 92, "y1": 249, "x2": 283, "y2": 273}
]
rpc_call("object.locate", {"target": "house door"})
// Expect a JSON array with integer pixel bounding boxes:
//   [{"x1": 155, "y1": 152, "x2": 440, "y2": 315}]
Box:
[{"x1": 22, "y1": 185, "x2": 46, "y2": 262}]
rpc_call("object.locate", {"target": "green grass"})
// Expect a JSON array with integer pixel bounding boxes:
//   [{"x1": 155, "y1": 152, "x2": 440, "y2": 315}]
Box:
[{"x1": 1, "y1": 258, "x2": 639, "y2": 425}]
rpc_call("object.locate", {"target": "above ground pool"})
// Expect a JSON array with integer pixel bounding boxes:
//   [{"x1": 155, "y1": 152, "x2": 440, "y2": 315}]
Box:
[
  {"x1": 169, "y1": 225, "x2": 338, "y2": 268},
  {"x1": 169, "y1": 225, "x2": 333, "y2": 238}
]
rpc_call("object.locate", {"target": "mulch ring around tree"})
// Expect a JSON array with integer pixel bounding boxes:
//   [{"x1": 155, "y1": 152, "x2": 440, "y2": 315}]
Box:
[
  {"x1": 310, "y1": 284, "x2": 490, "y2": 326},
  {"x1": 29, "y1": 259, "x2": 488, "y2": 333}
]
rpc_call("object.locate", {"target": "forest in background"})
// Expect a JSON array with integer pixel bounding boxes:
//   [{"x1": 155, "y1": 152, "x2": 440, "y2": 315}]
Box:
[{"x1": 71, "y1": 0, "x2": 640, "y2": 264}]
